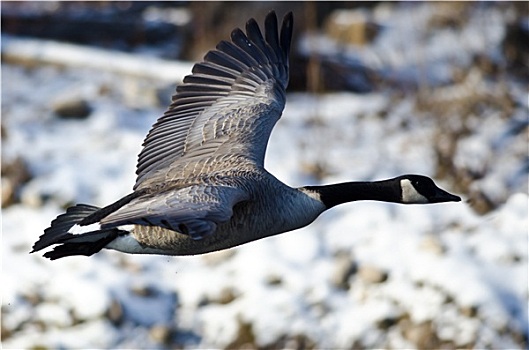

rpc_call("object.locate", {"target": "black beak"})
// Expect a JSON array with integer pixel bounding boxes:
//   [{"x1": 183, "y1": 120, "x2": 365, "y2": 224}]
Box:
[{"x1": 430, "y1": 187, "x2": 462, "y2": 203}]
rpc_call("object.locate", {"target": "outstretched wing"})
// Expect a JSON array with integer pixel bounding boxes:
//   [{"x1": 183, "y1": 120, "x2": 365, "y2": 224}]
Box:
[
  {"x1": 100, "y1": 185, "x2": 249, "y2": 240},
  {"x1": 134, "y1": 11, "x2": 293, "y2": 189}
]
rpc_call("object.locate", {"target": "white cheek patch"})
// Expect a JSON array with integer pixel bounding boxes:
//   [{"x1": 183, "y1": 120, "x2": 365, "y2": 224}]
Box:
[{"x1": 400, "y1": 179, "x2": 429, "y2": 204}]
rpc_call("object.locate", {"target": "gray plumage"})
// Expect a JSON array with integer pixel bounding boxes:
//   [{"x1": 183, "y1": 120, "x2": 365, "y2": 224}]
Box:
[{"x1": 32, "y1": 11, "x2": 460, "y2": 260}]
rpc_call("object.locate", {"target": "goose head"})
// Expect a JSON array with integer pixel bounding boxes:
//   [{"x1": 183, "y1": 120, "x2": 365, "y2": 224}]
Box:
[{"x1": 397, "y1": 175, "x2": 461, "y2": 204}]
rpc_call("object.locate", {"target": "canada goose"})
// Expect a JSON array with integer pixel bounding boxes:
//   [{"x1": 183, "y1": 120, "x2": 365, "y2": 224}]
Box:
[{"x1": 32, "y1": 11, "x2": 461, "y2": 260}]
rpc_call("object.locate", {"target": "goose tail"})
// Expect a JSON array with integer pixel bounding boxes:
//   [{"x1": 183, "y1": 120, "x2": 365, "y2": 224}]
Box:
[{"x1": 31, "y1": 204, "x2": 120, "y2": 260}]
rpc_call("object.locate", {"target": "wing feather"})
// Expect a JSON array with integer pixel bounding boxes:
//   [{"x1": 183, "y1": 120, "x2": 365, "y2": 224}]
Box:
[
  {"x1": 100, "y1": 185, "x2": 249, "y2": 240},
  {"x1": 216, "y1": 40, "x2": 259, "y2": 67},
  {"x1": 192, "y1": 62, "x2": 240, "y2": 79},
  {"x1": 134, "y1": 11, "x2": 293, "y2": 189},
  {"x1": 245, "y1": 19, "x2": 268, "y2": 54},
  {"x1": 204, "y1": 49, "x2": 249, "y2": 72},
  {"x1": 232, "y1": 29, "x2": 269, "y2": 65}
]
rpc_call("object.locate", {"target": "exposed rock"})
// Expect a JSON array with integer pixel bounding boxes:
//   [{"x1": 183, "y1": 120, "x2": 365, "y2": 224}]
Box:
[
  {"x1": 419, "y1": 234, "x2": 445, "y2": 255},
  {"x1": 358, "y1": 264, "x2": 388, "y2": 284},
  {"x1": 502, "y1": 12, "x2": 529, "y2": 79},
  {"x1": 330, "y1": 251, "x2": 357, "y2": 289},
  {"x1": 460, "y1": 305, "x2": 479, "y2": 318},
  {"x1": 131, "y1": 285, "x2": 156, "y2": 297},
  {"x1": 199, "y1": 287, "x2": 238, "y2": 306},
  {"x1": 52, "y1": 97, "x2": 92, "y2": 119},
  {"x1": 300, "y1": 160, "x2": 333, "y2": 182},
  {"x1": 106, "y1": 298, "x2": 124, "y2": 325},
  {"x1": 149, "y1": 324, "x2": 172, "y2": 345},
  {"x1": 265, "y1": 274, "x2": 283, "y2": 286},
  {"x1": 266, "y1": 333, "x2": 317, "y2": 350},
  {"x1": 377, "y1": 316, "x2": 399, "y2": 331},
  {"x1": 225, "y1": 320, "x2": 256, "y2": 350},
  {"x1": 1, "y1": 177, "x2": 15, "y2": 207},
  {"x1": 401, "y1": 319, "x2": 440, "y2": 349},
  {"x1": 1, "y1": 156, "x2": 31, "y2": 207},
  {"x1": 212, "y1": 288, "x2": 238, "y2": 305}
]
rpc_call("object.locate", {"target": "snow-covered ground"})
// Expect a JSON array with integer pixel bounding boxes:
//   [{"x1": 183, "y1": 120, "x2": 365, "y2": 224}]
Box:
[{"x1": 2, "y1": 2, "x2": 527, "y2": 349}]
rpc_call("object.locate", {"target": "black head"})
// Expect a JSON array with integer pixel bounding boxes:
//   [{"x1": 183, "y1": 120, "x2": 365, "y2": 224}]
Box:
[{"x1": 397, "y1": 175, "x2": 461, "y2": 204}]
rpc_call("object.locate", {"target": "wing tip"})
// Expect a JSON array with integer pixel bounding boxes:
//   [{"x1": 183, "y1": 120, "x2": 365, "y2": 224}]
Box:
[
  {"x1": 133, "y1": 11, "x2": 294, "y2": 187},
  {"x1": 281, "y1": 12, "x2": 294, "y2": 55}
]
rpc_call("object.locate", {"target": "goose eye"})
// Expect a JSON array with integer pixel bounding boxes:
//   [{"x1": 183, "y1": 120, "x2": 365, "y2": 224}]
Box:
[{"x1": 412, "y1": 179, "x2": 423, "y2": 189}]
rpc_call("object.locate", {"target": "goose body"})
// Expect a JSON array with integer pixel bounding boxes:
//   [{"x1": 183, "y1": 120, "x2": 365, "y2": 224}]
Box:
[{"x1": 32, "y1": 11, "x2": 460, "y2": 260}]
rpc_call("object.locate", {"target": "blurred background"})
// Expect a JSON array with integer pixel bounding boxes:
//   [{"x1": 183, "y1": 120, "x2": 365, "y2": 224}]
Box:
[{"x1": 2, "y1": 1, "x2": 528, "y2": 349}]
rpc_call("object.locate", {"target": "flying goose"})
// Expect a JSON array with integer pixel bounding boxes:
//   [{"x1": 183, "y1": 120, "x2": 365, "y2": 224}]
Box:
[{"x1": 32, "y1": 11, "x2": 461, "y2": 260}]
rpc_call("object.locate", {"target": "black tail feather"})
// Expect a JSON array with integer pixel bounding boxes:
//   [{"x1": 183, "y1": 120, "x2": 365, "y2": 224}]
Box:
[
  {"x1": 31, "y1": 204, "x2": 100, "y2": 253},
  {"x1": 33, "y1": 193, "x2": 143, "y2": 260},
  {"x1": 32, "y1": 204, "x2": 125, "y2": 260},
  {"x1": 43, "y1": 230, "x2": 120, "y2": 260}
]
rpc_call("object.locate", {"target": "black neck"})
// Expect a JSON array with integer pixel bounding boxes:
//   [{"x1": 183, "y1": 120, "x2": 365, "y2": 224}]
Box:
[{"x1": 304, "y1": 180, "x2": 401, "y2": 209}]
